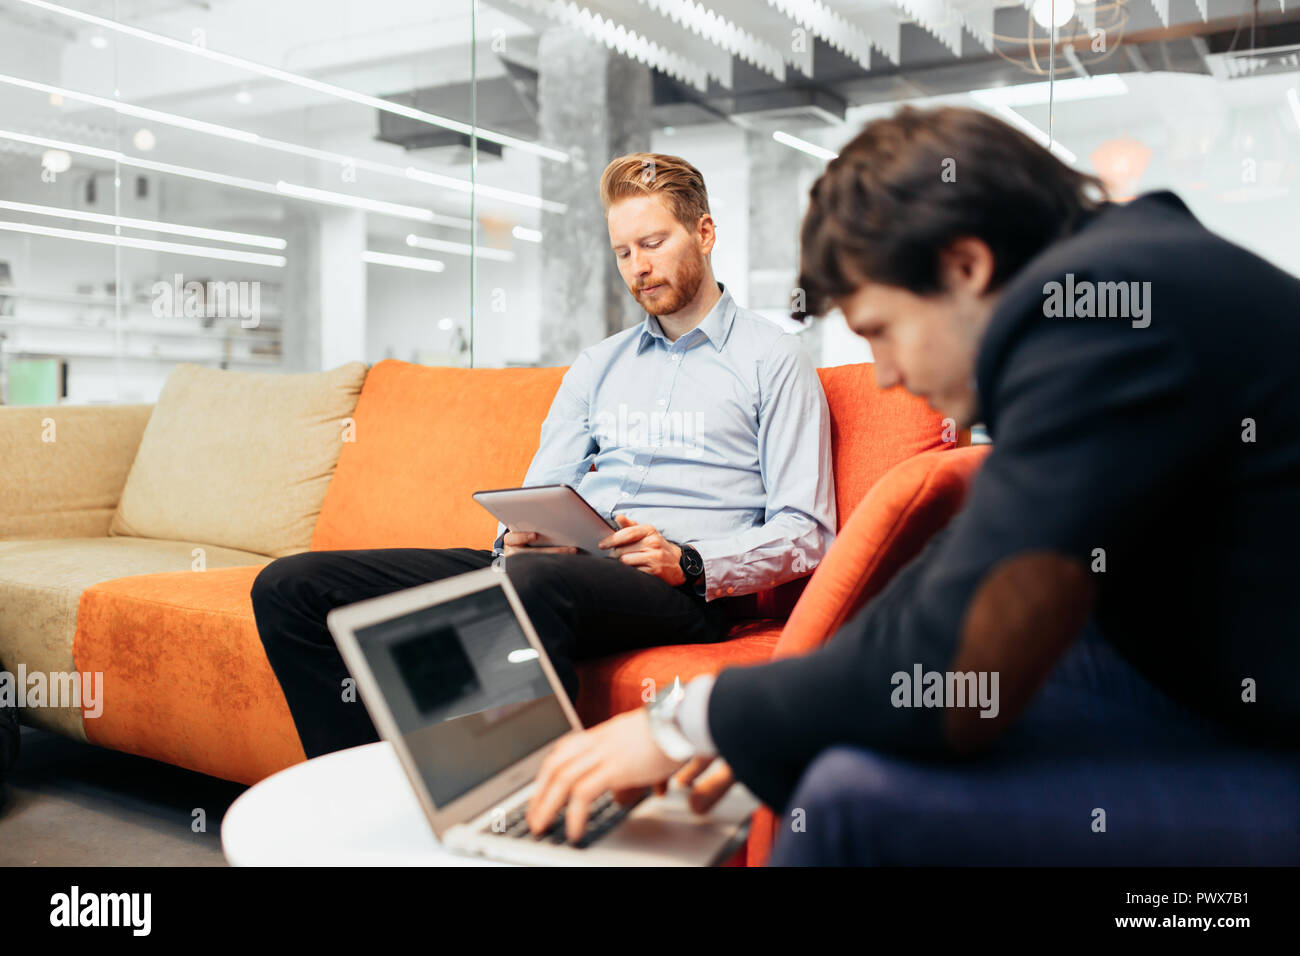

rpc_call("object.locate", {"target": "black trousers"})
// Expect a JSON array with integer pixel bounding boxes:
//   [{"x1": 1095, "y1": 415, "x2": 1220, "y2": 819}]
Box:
[{"x1": 251, "y1": 548, "x2": 733, "y2": 758}]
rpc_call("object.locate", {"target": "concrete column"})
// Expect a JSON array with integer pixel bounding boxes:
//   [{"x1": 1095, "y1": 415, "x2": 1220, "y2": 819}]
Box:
[
  {"x1": 537, "y1": 28, "x2": 652, "y2": 365},
  {"x1": 279, "y1": 207, "x2": 366, "y2": 372},
  {"x1": 317, "y1": 208, "x2": 367, "y2": 370},
  {"x1": 746, "y1": 129, "x2": 825, "y2": 362}
]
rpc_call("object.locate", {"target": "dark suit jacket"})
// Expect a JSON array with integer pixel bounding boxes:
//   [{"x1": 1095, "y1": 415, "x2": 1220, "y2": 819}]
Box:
[{"x1": 708, "y1": 192, "x2": 1300, "y2": 812}]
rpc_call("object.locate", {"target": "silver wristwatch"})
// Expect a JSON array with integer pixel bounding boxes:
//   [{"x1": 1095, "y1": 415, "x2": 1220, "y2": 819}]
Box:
[{"x1": 645, "y1": 677, "x2": 696, "y2": 762}]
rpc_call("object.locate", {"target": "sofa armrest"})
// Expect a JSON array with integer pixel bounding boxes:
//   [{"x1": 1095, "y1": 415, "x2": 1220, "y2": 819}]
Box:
[
  {"x1": 0, "y1": 403, "x2": 154, "y2": 539},
  {"x1": 746, "y1": 445, "x2": 991, "y2": 865}
]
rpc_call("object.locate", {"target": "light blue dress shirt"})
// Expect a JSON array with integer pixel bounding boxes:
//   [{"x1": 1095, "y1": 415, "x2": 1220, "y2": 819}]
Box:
[{"x1": 494, "y1": 282, "x2": 836, "y2": 602}]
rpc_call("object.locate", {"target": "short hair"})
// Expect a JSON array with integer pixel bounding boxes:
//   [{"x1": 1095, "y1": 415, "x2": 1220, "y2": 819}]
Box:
[
  {"x1": 599, "y1": 152, "x2": 711, "y2": 232},
  {"x1": 794, "y1": 105, "x2": 1107, "y2": 320}
]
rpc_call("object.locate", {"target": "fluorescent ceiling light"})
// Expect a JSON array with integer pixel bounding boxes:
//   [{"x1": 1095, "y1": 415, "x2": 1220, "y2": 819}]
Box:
[
  {"x1": 772, "y1": 130, "x2": 838, "y2": 161},
  {"x1": 0, "y1": 198, "x2": 285, "y2": 249},
  {"x1": 969, "y1": 74, "x2": 1129, "y2": 109},
  {"x1": 0, "y1": 219, "x2": 286, "y2": 266},
  {"x1": 276, "y1": 181, "x2": 436, "y2": 221},
  {"x1": 362, "y1": 250, "x2": 446, "y2": 273},
  {"x1": 981, "y1": 103, "x2": 1078, "y2": 164},
  {"x1": 16, "y1": 0, "x2": 569, "y2": 163},
  {"x1": 405, "y1": 234, "x2": 515, "y2": 262},
  {"x1": 0, "y1": 73, "x2": 561, "y2": 215},
  {"x1": 512, "y1": 226, "x2": 543, "y2": 242},
  {"x1": 0, "y1": 127, "x2": 441, "y2": 224}
]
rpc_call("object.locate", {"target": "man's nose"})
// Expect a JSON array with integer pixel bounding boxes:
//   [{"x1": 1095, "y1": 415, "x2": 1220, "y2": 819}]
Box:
[{"x1": 873, "y1": 358, "x2": 901, "y2": 390}]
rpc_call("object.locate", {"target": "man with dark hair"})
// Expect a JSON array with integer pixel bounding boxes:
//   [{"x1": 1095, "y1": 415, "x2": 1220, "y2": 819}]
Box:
[{"x1": 526, "y1": 106, "x2": 1300, "y2": 865}]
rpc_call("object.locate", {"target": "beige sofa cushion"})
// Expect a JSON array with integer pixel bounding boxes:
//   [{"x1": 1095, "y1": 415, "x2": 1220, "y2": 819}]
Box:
[
  {"x1": 0, "y1": 537, "x2": 270, "y2": 739},
  {"x1": 109, "y1": 362, "x2": 367, "y2": 558},
  {"x1": 0, "y1": 404, "x2": 154, "y2": 540}
]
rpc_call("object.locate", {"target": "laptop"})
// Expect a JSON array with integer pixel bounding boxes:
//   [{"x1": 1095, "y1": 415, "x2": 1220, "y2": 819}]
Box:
[{"x1": 325, "y1": 564, "x2": 757, "y2": 866}]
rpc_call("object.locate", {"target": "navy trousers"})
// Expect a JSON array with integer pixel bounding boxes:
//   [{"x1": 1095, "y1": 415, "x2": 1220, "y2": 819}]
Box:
[{"x1": 769, "y1": 626, "x2": 1300, "y2": 865}]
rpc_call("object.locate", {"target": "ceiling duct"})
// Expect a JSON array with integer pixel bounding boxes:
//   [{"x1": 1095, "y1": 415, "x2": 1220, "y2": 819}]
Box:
[{"x1": 376, "y1": 61, "x2": 539, "y2": 163}]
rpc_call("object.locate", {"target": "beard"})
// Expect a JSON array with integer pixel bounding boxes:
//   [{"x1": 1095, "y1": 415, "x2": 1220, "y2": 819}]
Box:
[{"x1": 634, "y1": 253, "x2": 705, "y2": 316}]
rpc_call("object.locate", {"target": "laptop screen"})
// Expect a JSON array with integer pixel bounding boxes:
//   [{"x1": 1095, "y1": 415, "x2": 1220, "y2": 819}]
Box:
[{"x1": 353, "y1": 582, "x2": 572, "y2": 807}]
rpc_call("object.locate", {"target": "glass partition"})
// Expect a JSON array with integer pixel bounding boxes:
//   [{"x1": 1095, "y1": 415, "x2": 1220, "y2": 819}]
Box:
[
  {"x1": 2, "y1": 1, "x2": 1296, "y2": 401},
  {"x1": 465, "y1": 0, "x2": 1300, "y2": 373},
  {"x1": 0, "y1": 0, "x2": 475, "y2": 403}
]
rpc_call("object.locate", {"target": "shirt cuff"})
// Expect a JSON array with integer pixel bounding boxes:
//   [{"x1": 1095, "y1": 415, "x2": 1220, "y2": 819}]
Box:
[{"x1": 676, "y1": 675, "x2": 718, "y2": 757}]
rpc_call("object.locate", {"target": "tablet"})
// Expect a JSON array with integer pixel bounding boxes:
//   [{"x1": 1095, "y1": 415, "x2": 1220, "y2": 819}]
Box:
[{"x1": 473, "y1": 484, "x2": 620, "y2": 558}]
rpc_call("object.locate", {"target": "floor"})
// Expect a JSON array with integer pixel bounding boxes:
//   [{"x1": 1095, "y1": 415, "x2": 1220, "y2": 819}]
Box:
[{"x1": 0, "y1": 726, "x2": 246, "y2": 866}]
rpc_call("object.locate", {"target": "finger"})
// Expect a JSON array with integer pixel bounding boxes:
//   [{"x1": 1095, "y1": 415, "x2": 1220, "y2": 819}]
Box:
[
  {"x1": 527, "y1": 735, "x2": 591, "y2": 834},
  {"x1": 673, "y1": 755, "x2": 716, "y2": 789},
  {"x1": 532, "y1": 749, "x2": 604, "y2": 837},
  {"x1": 687, "y1": 764, "x2": 736, "y2": 815},
  {"x1": 616, "y1": 550, "x2": 655, "y2": 566},
  {"x1": 612, "y1": 786, "x2": 650, "y2": 806},
  {"x1": 565, "y1": 771, "x2": 613, "y2": 843},
  {"x1": 599, "y1": 524, "x2": 653, "y2": 550}
]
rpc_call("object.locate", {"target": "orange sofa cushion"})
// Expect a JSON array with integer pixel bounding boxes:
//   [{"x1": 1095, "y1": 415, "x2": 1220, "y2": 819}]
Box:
[
  {"x1": 745, "y1": 445, "x2": 991, "y2": 866},
  {"x1": 815, "y1": 364, "x2": 952, "y2": 527},
  {"x1": 573, "y1": 620, "x2": 783, "y2": 727},
  {"x1": 310, "y1": 360, "x2": 567, "y2": 552},
  {"x1": 74, "y1": 566, "x2": 303, "y2": 785}
]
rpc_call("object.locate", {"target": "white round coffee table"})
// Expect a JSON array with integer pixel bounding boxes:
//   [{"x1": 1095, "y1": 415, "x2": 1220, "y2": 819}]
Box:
[{"x1": 221, "y1": 741, "x2": 507, "y2": 866}]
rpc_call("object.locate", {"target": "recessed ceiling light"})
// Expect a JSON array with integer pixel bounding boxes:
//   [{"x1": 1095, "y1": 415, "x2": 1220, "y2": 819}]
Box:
[
  {"x1": 89, "y1": 34, "x2": 107, "y2": 49},
  {"x1": 41, "y1": 149, "x2": 71, "y2": 173},
  {"x1": 1031, "y1": 0, "x2": 1076, "y2": 29},
  {"x1": 132, "y1": 128, "x2": 156, "y2": 151},
  {"x1": 235, "y1": 89, "x2": 252, "y2": 105}
]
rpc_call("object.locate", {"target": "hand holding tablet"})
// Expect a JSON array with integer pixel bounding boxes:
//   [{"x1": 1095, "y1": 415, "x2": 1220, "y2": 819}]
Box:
[{"x1": 473, "y1": 484, "x2": 621, "y2": 558}]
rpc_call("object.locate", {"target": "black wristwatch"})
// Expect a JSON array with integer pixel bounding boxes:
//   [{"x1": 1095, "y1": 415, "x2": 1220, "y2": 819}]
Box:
[{"x1": 675, "y1": 542, "x2": 705, "y2": 587}]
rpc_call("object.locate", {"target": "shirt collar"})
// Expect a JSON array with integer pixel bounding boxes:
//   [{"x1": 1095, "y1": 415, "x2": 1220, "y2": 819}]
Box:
[{"x1": 637, "y1": 282, "x2": 736, "y2": 354}]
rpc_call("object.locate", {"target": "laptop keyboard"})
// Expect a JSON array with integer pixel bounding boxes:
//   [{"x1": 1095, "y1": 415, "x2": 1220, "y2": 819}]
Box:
[{"x1": 483, "y1": 791, "x2": 634, "y2": 849}]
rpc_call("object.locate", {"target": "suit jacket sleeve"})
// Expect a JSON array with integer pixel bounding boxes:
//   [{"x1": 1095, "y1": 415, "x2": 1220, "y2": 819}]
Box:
[{"x1": 707, "y1": 272, "x2": 1210, "y2": 812}]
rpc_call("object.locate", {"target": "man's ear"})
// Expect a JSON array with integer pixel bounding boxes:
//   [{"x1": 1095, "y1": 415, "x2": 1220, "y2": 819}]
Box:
[
  {"x1": 698, "y1": 214, "x2": 717, "y2": 256},
  {"x1": 939, "y1": 237, "x2": 996, "y2": 298}
]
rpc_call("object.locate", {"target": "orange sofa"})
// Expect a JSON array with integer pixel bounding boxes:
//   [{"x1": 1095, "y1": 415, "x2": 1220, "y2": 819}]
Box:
[{"x1": 3, "y1": 357, "x2": 985, "y2": 861}]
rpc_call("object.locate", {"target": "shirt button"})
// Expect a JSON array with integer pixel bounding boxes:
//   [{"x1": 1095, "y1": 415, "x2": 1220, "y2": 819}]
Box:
[
  {"x1": 639, "y1": 466, "x2": 646, "y2": 472},
  {"x1": 620, "y1": 491, "x2": 629, "y2": 498},
  {"x1": 657, "y1": 398, "x2": 666, "y2": 406}
]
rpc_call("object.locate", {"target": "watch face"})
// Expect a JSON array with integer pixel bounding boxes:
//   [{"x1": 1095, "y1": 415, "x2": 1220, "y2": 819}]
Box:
[{"x1": 682, "y1": 547, "x2": 704, "y2": 577}]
